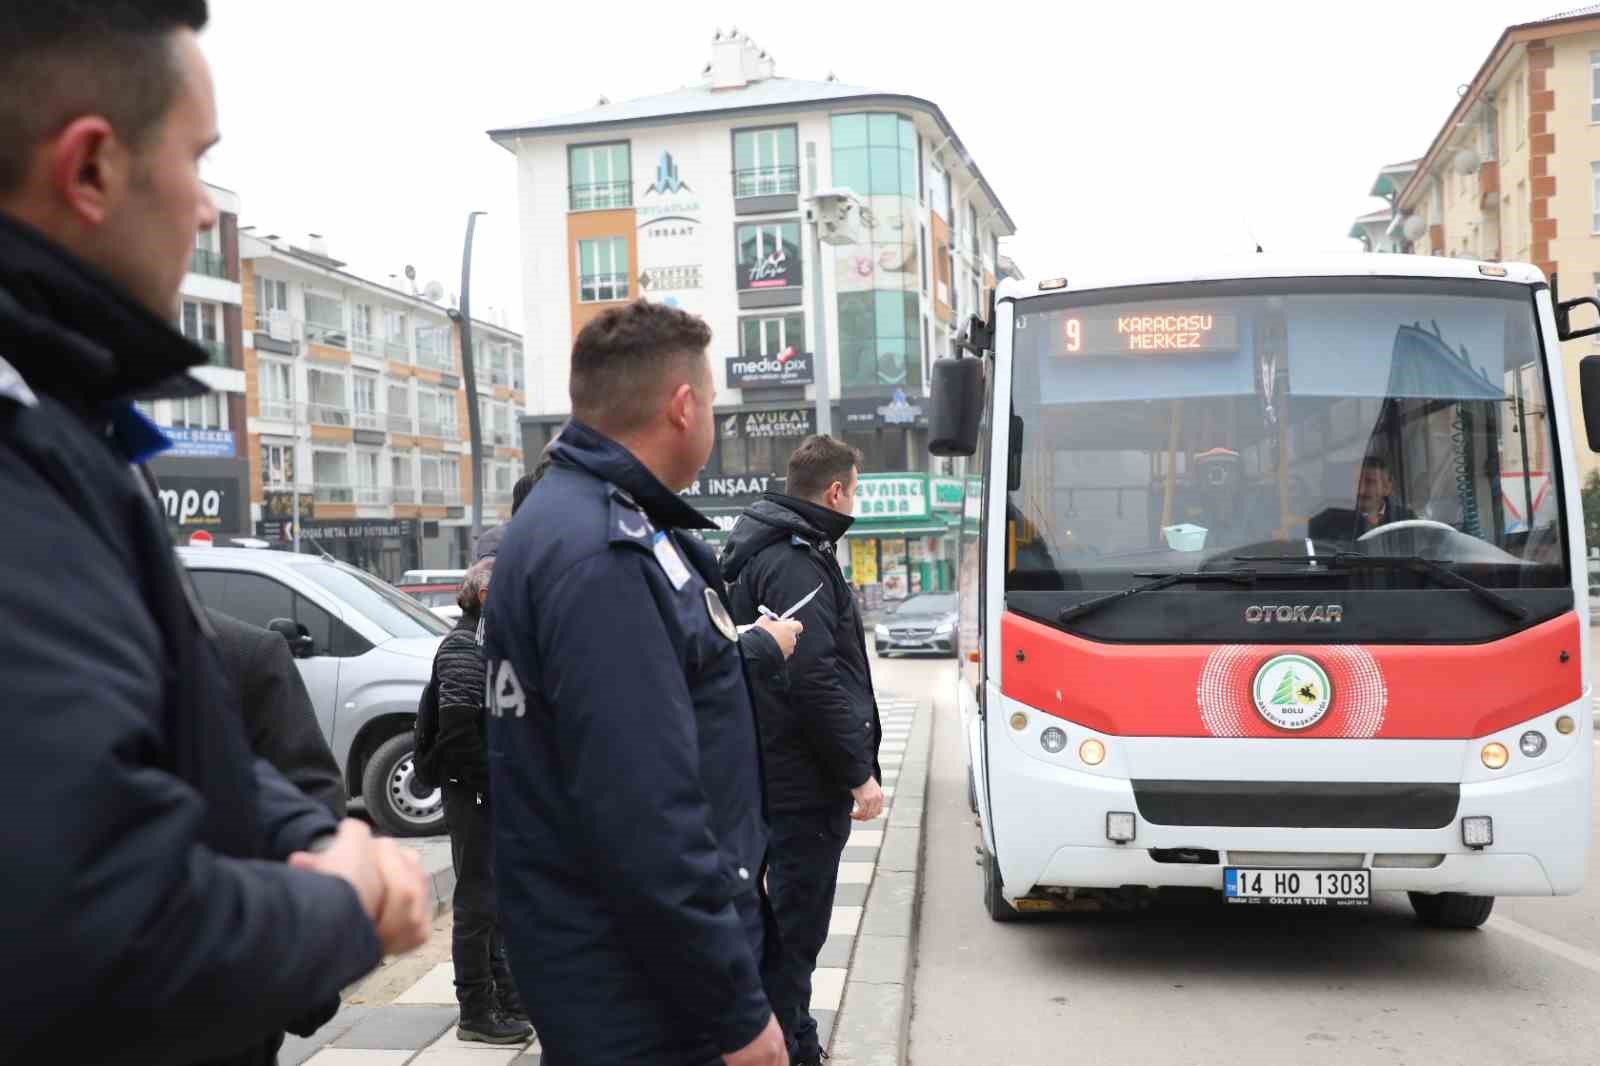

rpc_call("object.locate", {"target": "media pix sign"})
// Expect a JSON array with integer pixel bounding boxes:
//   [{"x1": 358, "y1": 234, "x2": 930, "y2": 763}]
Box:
[{"x1": 727, "y1": 347, "x2": 814, "y2": 389}]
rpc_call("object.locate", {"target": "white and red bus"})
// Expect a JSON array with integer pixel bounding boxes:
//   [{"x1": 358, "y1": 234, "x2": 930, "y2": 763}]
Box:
[{"x1": 930, "y1": 256, "x2": 1596, "y2": 927}]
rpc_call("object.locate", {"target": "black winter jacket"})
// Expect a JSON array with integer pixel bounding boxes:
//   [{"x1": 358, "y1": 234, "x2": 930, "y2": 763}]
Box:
[
  {"x1": 0, "y1": 212, "x2": 380, "y2": 1066},
  {"x1": 721, "y1": 494, "x2": 882, "y2": 817},
  {"x1": 434, "y1": 610, "x2": 489, "y2": 789}
]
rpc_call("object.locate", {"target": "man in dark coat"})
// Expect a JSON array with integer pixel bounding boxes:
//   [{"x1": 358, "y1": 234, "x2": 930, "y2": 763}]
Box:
[
  {"x1": 206, "y1": 606, "x2": 346, "y2": 818},
  {"x1": 484, "y1": 301, "x2": 799, "y2": 1066},
  {"x1": 720, "y1": 435, "x2": 885, "y2": 1065},
  {"x1": 0, "y1": 4, "x2": 431, "y2": 1063}
]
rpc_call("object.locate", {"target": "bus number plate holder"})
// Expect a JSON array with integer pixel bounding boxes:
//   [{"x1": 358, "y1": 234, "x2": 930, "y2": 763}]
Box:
[{"x1": 1224, "y1": 868, "x2": 1370, "y2": 907}]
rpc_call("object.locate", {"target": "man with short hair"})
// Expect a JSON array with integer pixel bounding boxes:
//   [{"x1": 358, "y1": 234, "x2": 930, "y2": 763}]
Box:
[
  {"x1": 0, "y1": 5, "x2": 430, "y2": 1064},
  {"x1": 721, "y1": 435, "x2": 885, "y2": 1066},
  {"x1": 485, "y1": 300, "x2": 799, "y2": 1066},
  {"x1": 1355, "y1": 454, "x2": 1416, "y2": 533}
]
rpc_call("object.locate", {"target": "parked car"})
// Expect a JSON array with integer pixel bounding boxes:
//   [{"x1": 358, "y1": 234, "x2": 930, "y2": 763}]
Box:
[
  {"x1": 397, "y1": 581, "x2": 464, "y2": 624},
  {"x1": 873, "y1": 592, "x2": 960, "y2": 658},
  {"x1": 179, "y1": 546, "x2": 450, "y2": 837},
  {"x1": 400, "y1": 568, "x2": 467, "y2": 586}
]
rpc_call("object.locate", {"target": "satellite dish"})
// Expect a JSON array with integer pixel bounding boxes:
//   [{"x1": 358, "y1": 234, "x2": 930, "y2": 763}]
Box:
[
  {"x1": 1403, "y1": 214, "x2": 1427, "y2": 241},
  {"x1": 423, "y1": 280, "x2": 445, "y2": 303},
  {"x1": 1453, "y1": 147, "x2": 1481, "y2": 175},
  {"x1": 404, "y1": 265, "x2": 416, "y2": 281}
]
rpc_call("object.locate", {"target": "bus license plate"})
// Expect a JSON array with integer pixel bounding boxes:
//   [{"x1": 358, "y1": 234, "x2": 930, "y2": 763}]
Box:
[{"x1": 1224, "y1": 868, "x2": 1370, "y2": 907}]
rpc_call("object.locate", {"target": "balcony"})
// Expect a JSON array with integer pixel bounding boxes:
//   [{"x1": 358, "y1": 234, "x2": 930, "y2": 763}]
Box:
[
  {"x1": 391, "y1": 485, "x2": 417, "y2": 504},
  {"x1": 314, "y1": 484, "x2": 354, "y2": 504},
  {"x1": 387, "y1": 411, "x2": 415, "y2": 433},
  {"x1": 189, "y1": 247, "x2": 227, "y2": 279},
  {"x1": 353, "y1": 410, "x2": 383, "y2": 431},
  {"x1": 384, "y1": 338, "x2": 411, "y2": 361},
  {"x1": 195, "y1": 338, "x2": 229, "y2": 367},
  {"x1": 578, "y1": 273, "x2": 629, "y2": 303},
  {"x1": 351, "y1": 333, "x2": 379, "y2": 357},
  {"x1": 259, "y1": 398, "x2": 295, "y2": 421},
  {"x1": 420, "y1": 487, "x2": 462, "y2": 505},
  {"x1": 416, "y1": 418, "x2": 445, "y2": 438},
  {"x1": 569, "y1": 181, "x2": 632, "y2": 212},
  {"x1": 416, "y1": 348, "x2": 454, "y2": 373},
  {"x1": 733, "y1": 166, "x2": 800, "y2": 199},
  {"x1": 304, "y1": 321, "x2": 349, "y2": 350},
  {"x1": 306, "y1": 401, "x2": 350, "y2": 428},
  {"x1": 355, "y1": 485, "x2": 386, "y2": 506}
]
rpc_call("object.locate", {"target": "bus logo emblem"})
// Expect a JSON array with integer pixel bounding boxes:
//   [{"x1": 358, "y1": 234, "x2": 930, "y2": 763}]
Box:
[{"x1": 1251, "y1": 654, "x2": 1333, "y2": 731}]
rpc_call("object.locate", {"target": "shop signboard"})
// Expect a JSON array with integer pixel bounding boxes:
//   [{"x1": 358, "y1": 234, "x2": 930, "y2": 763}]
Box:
[
  {"x1": 854, "y1": 473, "x2": 929, "y2": 520},
  {"x1": 931, "y1": 476, "x2": 964, "y2": 511},
  {"x1": 727, "y1": 349, "x2": 814, "y2": 389},
  {"x1": 155, "y1": 475, "x2": 240, "y2": 533},
  {"x1": 164, "y1": 427, "x2": 236, "y2": 458},
  {"x1": 840, "y1": 389, "x2": 928, "y2": 429},
  {"x1": 851, "y1": 539, "x2": 879, "y2": 585}
]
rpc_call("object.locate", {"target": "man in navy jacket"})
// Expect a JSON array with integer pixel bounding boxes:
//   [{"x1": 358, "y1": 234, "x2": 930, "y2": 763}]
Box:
[{"x1": 485, "y1": 301, "x2": 798, "y2": 1066}]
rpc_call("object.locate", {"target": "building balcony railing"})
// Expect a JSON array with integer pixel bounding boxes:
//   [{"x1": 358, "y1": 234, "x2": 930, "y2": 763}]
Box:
[
  {"x1": 578, "y1": 274, "x2": 629, "y2": 303},
  {"x1": 306, "y1": 401, "x2": 350, "y2": 428},
  {"x1": 314, "y1": 483, "x2": 354, "y2": 504},
  {"x1": 391, "y1": 485, "x2": 417, "y2": 504},
  {"x1": 304, "y1": 322, "x2": 349, "y2": 350},
  {"x1": 194, "y1": 337, "x2": 229, "y2": 367},
  {"x1": 355, "y1": 485, "x2": 386, "y2": 506},
  {"x1": 387, "y1": 412, "x2": 415, "y2": 433},
  {"x1": 384, "y1": 338, "x2": 411, "y2": 361},
  {"x1": 259, "y1": 399, "x2": 295, "y2": 421},
  {"x1": 351, "y1": 334, "x2": 379, "y2": 356},
  {"x1": 415, "y1": 348, "x2": 454, "y2": 373},
  {"x1": 353, "y1": 411, "x2": 382, "y2": 431},
  {"x1": 416, "y1": 419, "x2": 456, "y2": 439},
  {"x1": 489, "y1": 366, "x2": 511, "y2": 387},
  {"x1": 189, "y1": 247, "x2": 227, "y2": 279},
  {"x1": 569, "y1": 181, "x2": 632, "y2": 211},
  {"x1": 420, "y1": 487, "x2": 462, "y2": 506},
  {"x1": 733, "y1": 166, "x2": 800, "y2": 199}
]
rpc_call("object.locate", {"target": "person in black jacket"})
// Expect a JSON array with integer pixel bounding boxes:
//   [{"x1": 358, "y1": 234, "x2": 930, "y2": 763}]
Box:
[
  {"x1": 432, "y1": 557, "x2": 532, "y2": 1045},
  {"x1": 206, "y1": 606, "x2": 346, "y2": 818},
  {"x1": 721, "y1": 435, "x2": 885, "y2": 1066},
  {"x1": 483, "y1": 302, "x2": 800, "y2": 1066},
  {"x1": 0, "y1": 5, "x2": 431, "y2": 1063}
]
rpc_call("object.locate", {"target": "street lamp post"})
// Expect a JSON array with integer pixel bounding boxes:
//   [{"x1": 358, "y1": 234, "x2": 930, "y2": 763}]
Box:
[
  {"x1": 804, "y1": 188, "x2": 865, "y2": 439},
  {"x1": 451, "y1": 210, "x2": 488, "y2": 553}
]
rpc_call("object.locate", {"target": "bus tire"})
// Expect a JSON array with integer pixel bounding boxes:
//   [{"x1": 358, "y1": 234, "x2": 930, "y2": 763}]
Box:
[
  {"x1": 1408, "y1": 891, "x2": 1494, "y2": 929},
  {"x1": 983, "y1": 850, "x2": 1020, "y2": 923}
]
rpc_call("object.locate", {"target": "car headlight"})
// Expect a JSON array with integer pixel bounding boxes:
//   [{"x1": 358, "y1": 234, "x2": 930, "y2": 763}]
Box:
[
  {"x1": 934, "y1": 620, "x2": 955, "y2": 636},
  {"x1": 874, "y1": 624, "x2": 890, "y2": 639}
]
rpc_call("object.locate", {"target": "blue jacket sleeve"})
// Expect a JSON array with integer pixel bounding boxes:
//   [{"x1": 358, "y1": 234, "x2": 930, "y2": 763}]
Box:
[
  {"x1": 0, "y1": 460, "x2": 382, "y2": 1065},
  {"x1": 253, "y1": 758, "x2": 341, "y2": 860},
  {"x1": 536, "y1": 550, "x2": 772, "y2": 1053}
]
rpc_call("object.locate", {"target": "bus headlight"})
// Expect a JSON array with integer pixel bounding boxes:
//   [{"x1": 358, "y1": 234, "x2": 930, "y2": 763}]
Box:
[
  {"x1": 1010, "y1": 712, "x2": 1028, "y2": 732},
  {"x1": 1480, "y1": 742, "x2": 1509, "y2": 770},
  {"x1": 1519, "y1": 731, "x2": 1547, "y2": 758},
  {"x1": 1079, "y1": 738, "x2": 1106, "y2": 766},
  {"x1": 1556, "y1": 715, "x2": 1576, "y2": 736}
]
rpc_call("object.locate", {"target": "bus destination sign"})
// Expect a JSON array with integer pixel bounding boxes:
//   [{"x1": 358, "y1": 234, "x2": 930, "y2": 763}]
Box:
[{"x1": 1060, "y1": 310, "x2": 1239, "y2": 356}]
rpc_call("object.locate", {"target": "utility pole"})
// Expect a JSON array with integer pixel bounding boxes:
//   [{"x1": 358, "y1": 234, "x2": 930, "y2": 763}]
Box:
[
  {"x1": 452, "y1": 211, "x2": 488, "y2": 553},
  {"x1": 808, "y1": 216, "x2": 833, "y2": 437},
  {"x1": 293, "y1": 336, "x2": 302, "y2": 554}
]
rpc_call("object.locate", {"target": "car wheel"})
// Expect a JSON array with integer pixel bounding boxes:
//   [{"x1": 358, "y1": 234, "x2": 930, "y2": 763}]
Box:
[
  {"x1": 363, "y1": 732, "x2": 445, "y2": 838},
  {"x1": 1408, "y1": 891, "x2": 1494, "y2": 928}
]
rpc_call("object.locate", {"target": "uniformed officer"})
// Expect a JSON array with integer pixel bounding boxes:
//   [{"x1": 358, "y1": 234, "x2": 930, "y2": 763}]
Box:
[{"x1": 483, "y1": 300, "x2": 799, "y2": 1066}]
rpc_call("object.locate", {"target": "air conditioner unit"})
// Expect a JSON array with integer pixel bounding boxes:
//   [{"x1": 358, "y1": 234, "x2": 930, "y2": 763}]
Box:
[{"x1": 268, "y1": 309, "x2": 297, "y2": 343}]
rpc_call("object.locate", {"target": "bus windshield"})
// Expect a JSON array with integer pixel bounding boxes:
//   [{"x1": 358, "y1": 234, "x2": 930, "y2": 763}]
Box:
[{"x1": 1006, "y1": 277, "x2": 1567, "y2": 597}]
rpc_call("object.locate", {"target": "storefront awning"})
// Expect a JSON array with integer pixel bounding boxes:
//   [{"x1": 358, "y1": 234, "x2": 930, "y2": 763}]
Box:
[{"x1": 845, "y1": 515, "x2": 951, "y2": 539}]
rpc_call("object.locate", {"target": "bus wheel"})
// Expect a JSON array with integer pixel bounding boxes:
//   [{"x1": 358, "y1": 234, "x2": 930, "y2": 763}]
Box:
[
  {"x1": 984, "y1": 850, "x2": 1020, "y2": 923},
  {"x1": 1408, "y1": 891, "x2": 1495, "y2": 929}
]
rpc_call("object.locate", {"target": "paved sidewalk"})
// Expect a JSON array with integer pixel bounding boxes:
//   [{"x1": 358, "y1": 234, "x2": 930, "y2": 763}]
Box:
[{"x1": 283, "y1": 693, "x2": 922, "y2": 1065}]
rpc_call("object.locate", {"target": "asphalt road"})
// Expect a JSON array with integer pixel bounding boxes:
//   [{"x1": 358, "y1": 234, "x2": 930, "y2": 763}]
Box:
[{"x1": 894, "y1": 642, "x2": 1600, "y2": 1066}]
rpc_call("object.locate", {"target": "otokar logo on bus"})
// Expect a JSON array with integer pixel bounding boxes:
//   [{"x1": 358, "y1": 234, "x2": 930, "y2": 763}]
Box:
[{"x1": 1251, "y1": 654, "x2": 1333, "y2": 731}]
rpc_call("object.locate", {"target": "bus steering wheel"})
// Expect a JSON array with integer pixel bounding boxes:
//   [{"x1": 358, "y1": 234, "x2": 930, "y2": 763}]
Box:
[{"x1": 1357, "y1": 518, "x2": 1457, "y2": 543}]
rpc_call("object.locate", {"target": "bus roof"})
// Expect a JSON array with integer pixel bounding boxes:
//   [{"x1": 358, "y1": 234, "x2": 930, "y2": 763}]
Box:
[{"x1": 998, "y1": 253, "x2": 1546, "y2": 301}]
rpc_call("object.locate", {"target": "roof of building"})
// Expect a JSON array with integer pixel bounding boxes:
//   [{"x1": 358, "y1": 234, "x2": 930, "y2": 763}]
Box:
[
  {"x1": 487, "y1": 72, "x2": 1017, "y2": 235},
  {"x1": 1541, "y1": 5, "x2": 1600, "y2": 21}
]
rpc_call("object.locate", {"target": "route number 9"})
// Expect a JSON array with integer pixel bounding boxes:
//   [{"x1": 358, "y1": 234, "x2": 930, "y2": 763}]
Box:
[{"x1": 1064, "y1": 317, "x2": 1082, "y2": 353}]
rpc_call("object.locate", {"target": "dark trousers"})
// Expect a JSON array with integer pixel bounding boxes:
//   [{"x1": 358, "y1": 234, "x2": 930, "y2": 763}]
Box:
[
  {"x1": 443, "y1": 782, "x2": 514, "y2": 1012},
  {"x1": 766, "y1": 808, "x2": 850, "y2": 1060}
]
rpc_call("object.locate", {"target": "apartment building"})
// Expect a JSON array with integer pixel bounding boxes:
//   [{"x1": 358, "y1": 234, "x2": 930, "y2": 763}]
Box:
[
  {"x1": 488, "y1": 31, "x2": 1016, "y2": 604},
  {"x1": 241, "y1": 234, "x2": 525, "y2": 579},
  {"x1": 140, "y1": 181, "x2": 251, "y2": 542},
  {"x1": 1352, "y1": 8, "x2": 1600, "y2": 481}
]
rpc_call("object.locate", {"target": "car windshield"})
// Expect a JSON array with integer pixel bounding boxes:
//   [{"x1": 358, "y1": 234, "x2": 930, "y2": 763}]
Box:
[
  {"x1": 895, "y1": 593, "x2": 958, "y2": 613},
  {"x1": 1007, "y1": 277, "x2": 1568, "y2": 593},
  {"x1": 299, "y1": 561, "x2": 450, "y2": 638}
]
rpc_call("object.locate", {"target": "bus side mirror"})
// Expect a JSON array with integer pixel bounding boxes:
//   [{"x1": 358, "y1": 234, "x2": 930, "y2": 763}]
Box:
[
  {"x1": 1580, "y1": 356, "x2": 1600, "y2": 451},
  {"x1": 929, "y1": 355, "x2": 984, "y2": 457}
]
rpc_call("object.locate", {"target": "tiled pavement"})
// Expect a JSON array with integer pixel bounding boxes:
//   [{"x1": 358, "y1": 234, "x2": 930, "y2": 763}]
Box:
[{"x1": 284, "y1": 693, "x2": 922, "y2": 1066}]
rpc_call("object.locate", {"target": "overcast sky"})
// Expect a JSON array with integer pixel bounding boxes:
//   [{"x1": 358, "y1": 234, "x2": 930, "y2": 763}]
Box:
[{"x1": 199, "y1": 0, "x2": 1564, "y2": 330}]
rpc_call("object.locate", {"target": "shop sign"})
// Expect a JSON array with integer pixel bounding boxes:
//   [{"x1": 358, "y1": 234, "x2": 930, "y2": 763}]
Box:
[
  {"x1": 639, "y1": 265, "x2": 703, "y2": 292},
  {"x1": 638, "y1": 151, "x2": 701, "y2": 235},
  {"x1": 164, "y1": 428, "x2": 236, "y2": 458},
  {"x1": 727, "y1": 349, "x2": 814, "y2": 389},
  {"x1": 723, "y1": 408, "x2": 814, "y2": 440},
  {"x1": 737, "y1": 222, "x2": 802, "y2": 292},
  {"x1": 681, "y1": 474, "x2": 777, "y2": 500},
  {"x1": 156, "y1": 475, "x2": 238, "y2": 532},
  {"x1": 257, "y1": 517, "x2": 417, "y2": 541},
  {"x1": 931, "y1": 477, "x2": 965, "y2": 511},
  {"x1": 840, "y1": 389, "x2": 928, "y2": 429},
  {"x1": 854, "y1": 473, "x2": 929, "y2": 520}
]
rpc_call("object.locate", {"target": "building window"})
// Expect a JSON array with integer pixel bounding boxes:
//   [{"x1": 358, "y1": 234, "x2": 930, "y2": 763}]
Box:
[
  {"x1": 578, "y1": 237, "x2": 629, "y2": 302},
  {"x1": 837, "y1": 291, "x2": 923, "y2": 389},
  {"x1": 383, "y1": 308, "x2": 409, "y2": 360},
  {"x1": 830, "y1": 113, "x2": 918, "y2": 199},
  {"x1": 510, "y1": 346, "x2": 525, "y2": 391},
  {"x1": 966, "y1": 202, "x2": 979, "y2": 257},
  {"x1": 736, "y1": 221, "x2": 801, "y2": 291},
  {"x1": 414, "y1": 322, "x2": 452, "y2": 371},
  {"x1": 919, "y1": 227, "x2": 929, "y2": 294},
  {"x1": 351, "y1": 303, "x2": 376, "y2": 355},
  {"x1": 355, "y1": 449, "x2": 383, "y2": 504},
  {"x1": 172, "y1": 392, "x2": 225, "y2": 430},
  {"x1": 929, "y1": 156, "x2": 952, "y2": 222},
  {"x1": 191, "y1": 227, "x2": 225, "y2": 278},
  {"x1": 261, "y1": 440, "x2": 295, "y2": 488},
  {"x1": 391, "y1": 451, "x2": 415, "y2": 502},
  {"x1": 254, "y1": 276, "x2": 287, "y2": 330},
  {"x1": 312, "y1": 450, "x2": 352, "y2": 503},
  {"x1": 734, "y1": 125, "x2": 799, "y2": 197},
  {"x1": 180, "y1": 299, "x2": 226, "y2": 366},
  {"x1": 387, "y1": 382, "x2": 411, "y2": 432},
  {"x1": 1516, "y1": 73, "x2": 1527, "y2": 146},
  {"x1": 303, "y1": 290, "x2": 347, "y2": 348},
  {"x1": 740, "y1": 313, "x2": 804, "y2": 358},
  {"x1": 569, "y1": 142, "x2": 631, "y2": 211},
  {"x1": 352, "y1": 372, "x2": 379, "y2": 430},
  {"x1": 922, "y1": 316, "x2": 931, "y2": 385},
  {"x1": 258, "y1": 359, "x2": 294, "y2": 420},
  {"x1": 306, "y1": 368, "x2": 349, "y2": 427},
  {"x1": 1592, "y1": 162, "x2": 1600, "y2": 234}
]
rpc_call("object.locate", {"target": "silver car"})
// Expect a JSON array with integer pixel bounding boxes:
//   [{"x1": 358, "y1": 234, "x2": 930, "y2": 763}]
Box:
[{"x1": 178, "y1": 546, "x2": 449, "y2": 837}]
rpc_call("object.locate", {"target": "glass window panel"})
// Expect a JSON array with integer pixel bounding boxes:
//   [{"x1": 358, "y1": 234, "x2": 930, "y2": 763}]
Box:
[
  {"x1": 899, "y1": 149, "x2": 918, "y2": 200},
  {"x1": 741, "y1": 318, "x2": 760, "y2": 355},
  {"x1": 868, "y1": 113, "x2": 899, "y2": 144},
  {"x1": 611, "y1": 144, "x2": 630, "y2": 185},
  {"x1": 776, "y1": 127, "x2": 797, "y2": 167},
  {"x1": 735, "y1": 130, "x2": 756, "y2": 171},
  {"x1": 832, "y1": 113, "x2": 868, "y2": 149},
  {"x1": 833, "y1": 148, "x2": 869, "y2": 196},
  {"x1": 869, "y1": 146, "x2": 901, "y2": 195},
  {"x1": 899, "y1": 117, "x2": 917, "y2": 151},
  {"x1": 570, "y1": 146, "x2": 590, "y2": 185}
]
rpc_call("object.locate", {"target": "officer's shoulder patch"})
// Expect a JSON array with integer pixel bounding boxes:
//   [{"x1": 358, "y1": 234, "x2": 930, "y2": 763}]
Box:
[
  {"x1": 608, "y1": 493, "x2": 654, "y2": 549},
  {"x1": 789, "y1": 534, "x2": 812, "y2": 550}
]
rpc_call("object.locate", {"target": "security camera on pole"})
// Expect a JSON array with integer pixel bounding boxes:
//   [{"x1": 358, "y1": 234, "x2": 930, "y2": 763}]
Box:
[{"x1": 804, "y1": 187, "x2": 866, "y2": 438}]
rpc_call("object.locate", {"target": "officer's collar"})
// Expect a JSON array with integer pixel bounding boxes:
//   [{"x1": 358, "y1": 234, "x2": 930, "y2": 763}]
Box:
[{"x1": 550, "y1": 419, "x2": 715, "y2": 530}]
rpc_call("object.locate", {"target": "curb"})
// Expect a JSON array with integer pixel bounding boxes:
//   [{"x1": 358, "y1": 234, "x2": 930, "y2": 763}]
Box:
[
  {"x1": 404, "y1": 837, "x2": 457, "y2": 918},
  {"x1": 829, "y1": 687, "x2": 936, "y2": 1066}
]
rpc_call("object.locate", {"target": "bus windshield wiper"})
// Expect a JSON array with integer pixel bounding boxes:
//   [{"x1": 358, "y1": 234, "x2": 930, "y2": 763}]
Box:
[
  {"x1": 1058, "y1": 569, "x2": 1258, "y2": 624},
  {"x1": 1233, "y1": 552, "x2": 1528, "y2": 621}
]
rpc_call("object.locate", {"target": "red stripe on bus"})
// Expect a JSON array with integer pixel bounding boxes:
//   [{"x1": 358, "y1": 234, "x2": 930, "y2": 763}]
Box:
[{"x1": 999, "y1": 610, "x2": 1582, "y2": 739}]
